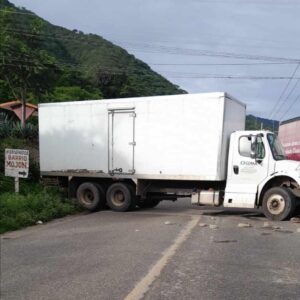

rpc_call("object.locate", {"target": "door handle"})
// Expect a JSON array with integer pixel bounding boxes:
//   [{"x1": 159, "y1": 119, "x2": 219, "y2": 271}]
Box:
[{"x1": 233, "y1": 165, "x2": 239, "y2": 175}]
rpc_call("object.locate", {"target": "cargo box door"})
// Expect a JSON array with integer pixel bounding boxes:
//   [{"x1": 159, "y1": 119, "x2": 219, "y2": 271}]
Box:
[{"x1": 108, "y1": 109, "x2": 136, "y2": 175}]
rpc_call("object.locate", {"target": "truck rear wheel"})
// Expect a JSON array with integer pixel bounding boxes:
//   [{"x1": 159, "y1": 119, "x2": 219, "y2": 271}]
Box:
[
  {"x1": 77, "y1": 182, "x2": 106, "y2": 212},
  {"x1": 262, "y1": 187, "x2": 296, "y2": 221},
  {"x1": 137, "y1": 198, "x2": 161, "y2": 209},
  {"x1": 106, "y1": 183, "x2": 136, "y2": 212}
]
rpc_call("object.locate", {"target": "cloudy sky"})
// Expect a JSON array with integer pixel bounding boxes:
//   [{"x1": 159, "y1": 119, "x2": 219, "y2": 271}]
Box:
[{"x1": 10, "y1": 0, "x2": 300, "y2": 120}]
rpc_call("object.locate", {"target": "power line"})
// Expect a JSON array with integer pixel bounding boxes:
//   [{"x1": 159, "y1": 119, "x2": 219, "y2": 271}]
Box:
[
  {"x1": 3, "y1": 27, "x2": 300, "y2": 63},
  {"x1": 195, "y1": 0, "x2": 300, "y2": 3},
  {"x1": 279, "y1": 93, "x2": 300, "y2": 121},
  {"x1": 273, "y1": 78, "x2": 300, "y2": 119},
  {"x1": 8, "y1": 18, "x2": 300, "y2": 52},
  {"x1": 3, "y1": 10, "x2": 300, "y2": 115},
  {"x1": 0, "y1": 59, "x2": 157, "y2": 75},
  {"x1": 160, "y1": 74, "x2": 300, "y2": 80},
  {"x1": 117, "y1": 41, "x2": 300, "y2": 63},
  {"x1": 2, "y1": 49, "x2": 297, "y2": 69},
  {"x1": 0, "y1": 0, "x2": 298, "y2": 13},
  {"x1": 3, "y1": 45, "x2": 300, "y2": 80},
  {"x1": 3, "y1": 59, "x2": 300, "y2": 80},
  {"x1": 150, "y1": 62, "x2": 296, "y2": 66},
  {"x1": 7, "y1": 11, "x2": 300, "y2": 50},
  {"x1": 268, "y1": 63, "x2": 300, "y2": 119},
  {"x1": 1, "y1": 50, "x2": 300, "y2": 79}
]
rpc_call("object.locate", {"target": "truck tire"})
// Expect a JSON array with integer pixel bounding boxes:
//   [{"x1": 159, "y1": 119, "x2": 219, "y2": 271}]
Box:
[
  {"x1": 137, "y1": 199, "x2": 161, "y2": 209},
  {"x1": 262, "y1": 187, "x2": 296, "y2": 221},
  {"x1": 94, "y1": 183, "x2": 109, "y2": 209},
  {"x1": 106, "y1": 183, "x2": 136, "y2": 212},
  {"x1": 77, "y1": 182, "x2": 106, "y2": 212}
]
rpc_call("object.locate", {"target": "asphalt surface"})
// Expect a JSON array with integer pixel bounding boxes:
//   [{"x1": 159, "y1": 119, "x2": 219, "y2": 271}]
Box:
[{"x1": 1, "y1": 199, "x2": 300, "y2": 300}]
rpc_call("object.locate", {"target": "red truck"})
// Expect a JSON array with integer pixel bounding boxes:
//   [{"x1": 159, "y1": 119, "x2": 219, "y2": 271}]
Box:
[{"x1": 278, "y1": 117, "x2": 300, "y2": 161}]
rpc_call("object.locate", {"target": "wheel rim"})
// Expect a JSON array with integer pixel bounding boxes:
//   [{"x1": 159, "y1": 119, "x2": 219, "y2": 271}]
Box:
[
  {"x1": 111, "y1": 190, "x2": 125, "y2": 207},
  {"x1": 266, "y1": 194, "x2": 285, "y2": 215},
  {"x1": 82, "y1": 189, "x2": 94, "y2": 205}
]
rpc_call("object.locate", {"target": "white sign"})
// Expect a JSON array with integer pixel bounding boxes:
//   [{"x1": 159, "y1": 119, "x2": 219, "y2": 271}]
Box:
[{"x1": 5, "y1": 149, "x2": 29, "y2": 178}]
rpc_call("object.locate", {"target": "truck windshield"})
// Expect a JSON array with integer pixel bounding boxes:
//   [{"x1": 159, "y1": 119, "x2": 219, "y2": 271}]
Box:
[{"x1": 267, "y1": 133, "x2": 286, "y2": 160}]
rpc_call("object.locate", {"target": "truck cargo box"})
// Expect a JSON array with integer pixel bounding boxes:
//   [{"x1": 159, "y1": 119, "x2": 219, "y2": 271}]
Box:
[
  {"x1": 278, "y1": 116, "x2": 300, "y2": 161},
  {"x1": 39, "y1": 92, "x2": 246, "y2": 181}
]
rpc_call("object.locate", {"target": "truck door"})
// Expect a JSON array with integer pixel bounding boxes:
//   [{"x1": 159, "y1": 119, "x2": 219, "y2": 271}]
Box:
[
  {"x1": 224, "y1": 133, "x2": 269, "y2": 208},
  {"x1": 108, "y1": 109, "x2": 136, "y2": 175}
]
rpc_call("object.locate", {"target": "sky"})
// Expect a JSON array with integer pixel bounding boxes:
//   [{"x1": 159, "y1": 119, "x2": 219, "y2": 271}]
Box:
[{"x1": 9, "y1": 0, "x2": 300, "y2": 121}]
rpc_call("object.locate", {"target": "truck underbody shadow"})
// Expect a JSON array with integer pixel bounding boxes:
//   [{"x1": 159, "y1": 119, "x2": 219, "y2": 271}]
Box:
[{"x1": 202, "y1": 210, "x2": 264, "y2": 219}]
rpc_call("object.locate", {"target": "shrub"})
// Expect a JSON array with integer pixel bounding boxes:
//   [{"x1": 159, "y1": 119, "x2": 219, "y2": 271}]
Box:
[
  {"x1": 0, "y1": 119, "x2": 38, "y2": 139},
  {"x1": 0, "y1": 186, "x2": 79, "y2": 234}
]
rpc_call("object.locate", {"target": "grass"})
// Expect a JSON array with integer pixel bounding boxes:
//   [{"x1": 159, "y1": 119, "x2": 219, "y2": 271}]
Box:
[
  {"x1": 0, "y1": 137, "x2": 79, "y2": 234},
  {"x1": 0, "y1": 135, "x2": 80, "y2": 234},
  {"x1": 0, "y1": 184, "x2": 80, "y2": 234}
]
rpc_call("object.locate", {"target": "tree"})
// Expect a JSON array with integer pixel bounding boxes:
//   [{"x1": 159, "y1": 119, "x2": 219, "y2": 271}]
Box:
[
  {"x1": 96, "y1": 68, "x2": 128, "y2": 98},
  {"x1": 0, "y1": 6, "x2": 60, "y2": 127},
  {"x1": 50, "y1": 86, "x2": 102, "y2": 102}
]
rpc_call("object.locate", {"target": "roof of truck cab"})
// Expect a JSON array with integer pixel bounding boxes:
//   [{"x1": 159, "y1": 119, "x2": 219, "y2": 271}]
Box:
[{"x1": 281, "y1": 116, "x2": 300, "y2": 125}]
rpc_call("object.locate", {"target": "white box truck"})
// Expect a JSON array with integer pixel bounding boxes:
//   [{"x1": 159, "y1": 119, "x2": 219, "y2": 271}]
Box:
[{"x1": 39, "y1": 92, "x2": 300, "y2": 220}]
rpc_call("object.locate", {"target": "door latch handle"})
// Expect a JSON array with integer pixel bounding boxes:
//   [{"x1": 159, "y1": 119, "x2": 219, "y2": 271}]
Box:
[{"x1": 233, "y1": 165, "x2": 239, "y2": 175}]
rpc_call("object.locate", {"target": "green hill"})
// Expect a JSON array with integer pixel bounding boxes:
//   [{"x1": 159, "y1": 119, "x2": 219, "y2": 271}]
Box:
[
  {"x1": 0, "y1": 0, "x2": 185, "y2": 103},
  {"x1": 1, "y1": 1, "x2": 280, "y2": 131},
  {"x1": 246, "y1": 115, "x2": 279, "y2": 132}
]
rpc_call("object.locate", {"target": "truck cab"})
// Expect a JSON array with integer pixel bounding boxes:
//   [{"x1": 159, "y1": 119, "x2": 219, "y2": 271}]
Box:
[{"x1": 225, "y1": 130, "x2": 300, "y2": 220}]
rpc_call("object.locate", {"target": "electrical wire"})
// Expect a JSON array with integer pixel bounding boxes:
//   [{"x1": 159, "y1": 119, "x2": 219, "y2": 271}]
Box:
[
  {"x1": 3, "y1": 28, "x2": 300, "y2": 63},
  {"x1": 2, "y1": 6, "x2": 300, "y2": 119},
  {"x1": 3, "y1": 59, "x2": 300, "y2": 80},
  {"x1": 279, "y1": 93, "x2": 300, "y2": 121},
  {"x1": 273, "y1": 78, "x2": 300, "y2": 119},
  {"x1": 150, "y1": 62, "x2": 295, "y2": 66},
  {"x1": 268, "y1": 63, "x2": 300, "y2": 119},
  {"x1": 191, "y1": 0, "x2": 300, "y2": 4}
]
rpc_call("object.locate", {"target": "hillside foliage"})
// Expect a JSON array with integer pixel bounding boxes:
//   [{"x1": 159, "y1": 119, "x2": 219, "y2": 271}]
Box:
[
  {"x1": 246, "y1": 115, "x2": 279, "y2": 132},
  {"x1": 0, "y1": 0, "x2": 185, "y2": 104}
]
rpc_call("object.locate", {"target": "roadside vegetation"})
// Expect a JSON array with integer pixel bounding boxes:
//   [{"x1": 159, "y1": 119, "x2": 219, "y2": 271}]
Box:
[
  {"x1": 0, "y1": 134, "x2": 80, "y2": 234},
  {"x1": 0, "y1": 184, "x2": 78, "y2": 234},
  {"x1": 0, "y1": 117, "x2": 38, "y2": 140}
]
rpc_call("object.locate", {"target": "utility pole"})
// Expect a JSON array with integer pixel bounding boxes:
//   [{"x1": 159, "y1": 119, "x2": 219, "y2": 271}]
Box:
[{"x1": 20, "y1": 87, "x2": 26, "y2": 128}]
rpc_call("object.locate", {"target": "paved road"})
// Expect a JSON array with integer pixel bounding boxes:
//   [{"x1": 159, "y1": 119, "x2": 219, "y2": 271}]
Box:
[{"x1": 1, "y1": 199, "x2": 300, "y2": 300}]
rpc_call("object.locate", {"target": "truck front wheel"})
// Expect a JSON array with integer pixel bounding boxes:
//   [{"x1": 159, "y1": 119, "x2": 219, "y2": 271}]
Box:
[
  {"x1": 106, "y1": 183, "x2": 136, "y2": 212},
  {"x1": 77, "y1": 182, "x2": 106, "y2": 212},
  {"x1": 262, "y1": 187, "x2": 296, "y2": 221}
]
